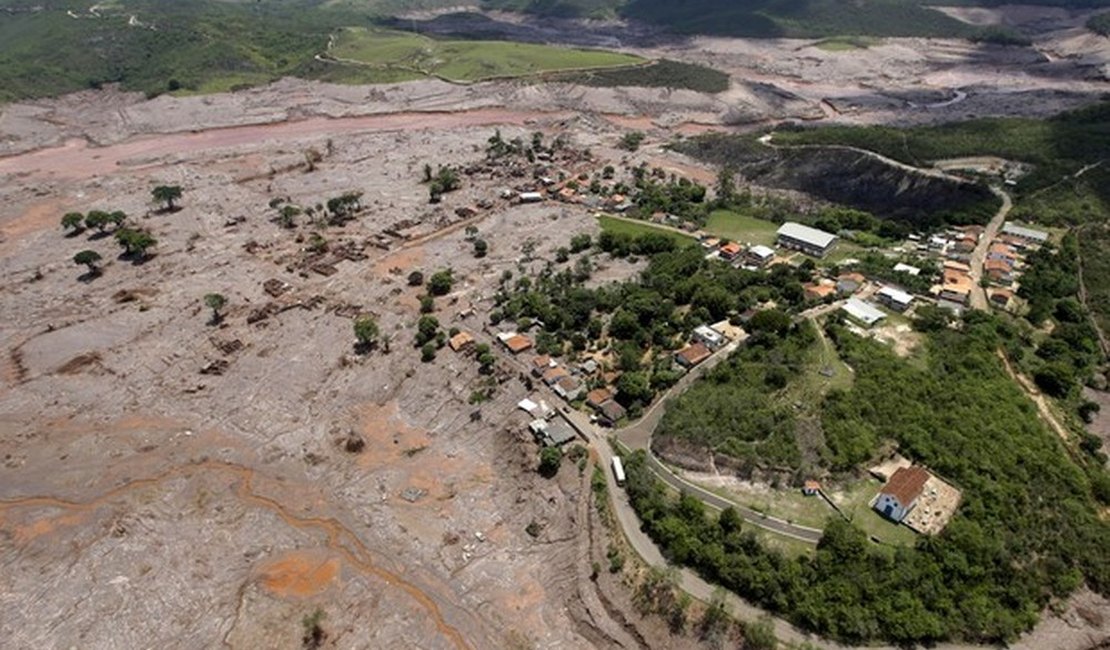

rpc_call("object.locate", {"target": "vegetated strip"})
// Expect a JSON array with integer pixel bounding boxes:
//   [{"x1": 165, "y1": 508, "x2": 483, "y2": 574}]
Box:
[{"x1": 624, "y1": 316, "x2": 1110, "y2": 646}]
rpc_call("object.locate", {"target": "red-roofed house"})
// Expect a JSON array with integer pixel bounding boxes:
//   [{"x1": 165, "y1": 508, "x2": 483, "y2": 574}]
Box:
[
  {"x1": 502, "y1": 334, "x2": 533, "y2": 355},
  {"x1": 542, "y1": 366, "x2": 570, "y2": 386},
  {"x1": 675, "y1": 342, "x2": 712, "y2": 368},
  {"x1": 719, "y1": 242, "x2": 743, "y2": 261},
  {"x1": 873, "y1": 466, "x2": 931, "y2": 522},
  {"x1": 586, "y1": 388, "x2": 614, "y2": 410}
]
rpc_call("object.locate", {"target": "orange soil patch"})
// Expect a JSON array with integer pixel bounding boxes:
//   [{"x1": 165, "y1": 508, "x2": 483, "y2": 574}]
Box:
[
  {"x1": 356, "y1": 400, "x2": 432, "y2": 469},
  {"x1": 497, "y1": 565, "x2": 548, "y2": 631},
  {"x1": 605, "y1": 114, "x2": 656, "y2": 131},
  {"x1": 8, "y1": 510, "x2": 90, "y2": 544},
  {"x1": 1, "y1": 198, "x2": 64, "y2": 241},
  {"x1": 258, "y1": 549, "x2": 342, "y2": 599},
  {"x1": 372, "y1": 244, "x2": 426, "y2": 277}
]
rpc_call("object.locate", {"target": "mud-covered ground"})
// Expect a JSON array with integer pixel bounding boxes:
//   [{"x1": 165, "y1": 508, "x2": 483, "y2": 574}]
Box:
[
  {"x1": 0, "y1": 116, "x2": 674, "y2": 649},
  {"x1": 2, "y1": 7, "x2": 1109, "y2": 647}
]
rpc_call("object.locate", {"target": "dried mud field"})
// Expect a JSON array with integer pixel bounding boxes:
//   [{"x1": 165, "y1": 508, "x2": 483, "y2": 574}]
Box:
[
  {"x1": 2, "y1": 12, "x2": 1109, "y2": 647},
  {"x1": 0, "y1": 112, "x2": 670, "y2": 649}
]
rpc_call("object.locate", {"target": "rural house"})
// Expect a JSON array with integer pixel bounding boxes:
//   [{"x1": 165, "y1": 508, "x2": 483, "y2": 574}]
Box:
[
  {"x1": 841, "y1": 298, "x2": 886, "y2": 327},
  {"x1": 693, "y1": 324, "x2": 726, "y2": 350},
  {"x1": 876, "y1": 286, "x2": 914, "y2": 312},
  {"x1": 745, "y1": 244, "x2": 775, "y2": 268},
  {"x1": 675, "y1": 342, "x2": 712, "y2": 368},
  {"x1": 873, "y1": 466, "x2": 930, "y2": 522}
]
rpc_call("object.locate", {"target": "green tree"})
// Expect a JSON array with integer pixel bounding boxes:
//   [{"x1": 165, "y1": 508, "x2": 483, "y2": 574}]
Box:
[
  {"x1": 407, "y1": 270, "x2": 425, "y2": 287},
  {"x1": 744, "y1": 616, "x2": 778, "y2": 650},
  {"x1": 420, "y1": 341, "x2": 437, "y2": 363},
  {"x1": 85, "y1": 210, "x2": 110, "y2": 232},
  {"x1": 278, "y1": 204, "x2": 300, "y2": 228},
  {"x1": 749, "y1": 308, "x2": 792, "y2": 337},
  {"x1": 428, "y1": 269, "x2": 454, "y2": 296},
  {"x1": 301, "y1": 608, "x2": 327, "y2": 650},
  {"x1": 715, "y1": 165, "x2": 736, "y2": 204},
  {"x1": 416, "y1": 315, "x2": 440, "y2": 346},
  {"x1": 204, "y1": 293, "x2": 228, "y2": 323},
  {"x1": 152, "y1": 185, "x2": 183, "y2": 211},
  {"x1": 353, "y1": 316, "x2": 379, "y2": 351},
  {"x1": 569, "y1": 234, "x2": 592, "y2": 253},
  {"x1": 73, "y1": 249, "x2": 102, "y2": 275},
  {"x1": 61, "y1": 212, "x2": 85, "y2": 233},
  {"x1": 106, "y1": 211, "x2": 127, "y2": 229},
  {"x1": 619, "y1": 131, "x2": 646, "y2": 152},
  {"x1": 538, "y1": 446, "x2": 562, "y2": 478},
  {"x1": 617, "y1": 371, "x2": 654, "y2": 408},
  {"x1": 115, "y1": 228, "x2": 157, "y2": 258},
  {"x1": 1034, "y1": 362, "x2": 1074, "y2": 398},
  {"x1": 473, "y1": 239, "x2": 488, "y2": 258}
]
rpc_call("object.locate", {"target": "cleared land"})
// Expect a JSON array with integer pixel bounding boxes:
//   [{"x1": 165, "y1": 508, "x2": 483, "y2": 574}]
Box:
[
  {"x1": 704, "y1": 209, "x2": 778, "y2": 246},
  {"x1": 597, "y1": 215, "x2": 696, "y2": 245},
  {"x1": 330, "y1": 27, "x2": 644, "y2": 82}
]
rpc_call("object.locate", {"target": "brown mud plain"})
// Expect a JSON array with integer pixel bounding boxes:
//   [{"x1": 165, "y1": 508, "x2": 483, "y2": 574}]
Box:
[{"x1": 2, "y1": 13, "x2": 1110, "y2": 649}]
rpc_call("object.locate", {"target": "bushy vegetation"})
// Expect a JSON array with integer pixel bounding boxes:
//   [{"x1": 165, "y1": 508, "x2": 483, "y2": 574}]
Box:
[
  {"x1": 675, "y1": 134, "x2": 1000, "y2": 231},
  {"x1": 1077, "y1": 223, "x2": 1110, "y2": 340},
  {"x1": 1088, "y1": 11, "x2": 1110, "y2": 35},
  {"x1": 492, "y1": 235, "x2": 807, "y2": 411},
  {"x1": 773, "y1": 102, "x2": 1110, "y2": 224},
  {"x1": 969, "y1": 26, "x2": 1032, "y2": 46},
  {"x1": 487, "y1": 0, "x2": 974, "y2": 37},
  {"x1": 654, "y1": 319, "x2": 816, "y2": 468},
  {"x1": 550, "y1": 59, "x2": 730, "y2": 94},
  {"x1": 1012, "y1": 234, "x2": 1105, "y2": 409},
  {"x1": 0, "y1": 0, "x2": 354, "y2": 101},
  {"x1": 627, "y1": 315, "x2": 1110, "y2": 645}
]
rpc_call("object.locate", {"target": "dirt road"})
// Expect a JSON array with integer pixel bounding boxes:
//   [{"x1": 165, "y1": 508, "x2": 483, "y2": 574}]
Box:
[{"x1": 968, "y1": 188, "x2": 1012, "y2": 310}]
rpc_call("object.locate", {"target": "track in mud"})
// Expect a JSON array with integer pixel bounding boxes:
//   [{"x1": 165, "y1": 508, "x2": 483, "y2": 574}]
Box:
[
  {"x1": 0, "y1": 458, "x2": 476, "y2": 650},
  {"x1": 0, "y1": 108, "x2": 574, "y2": 182}
]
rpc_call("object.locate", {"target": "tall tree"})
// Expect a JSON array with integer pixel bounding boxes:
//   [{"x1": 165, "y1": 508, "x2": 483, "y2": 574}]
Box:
[
  {"x1": 152, "y1": 185, "x2": 183, "y2": 211},
  {"x1": 61, "y1": 212, "x2": 84, "y2": 233},
  {"x1": 353, "y1": 316, "x2": 379, "y2": 351},
  {"x1": 204, "y1": 293, "x2": 227, "y2": 324},
  {"x1": 73, "y1": 250, "x2": 102, "y2": 276}
]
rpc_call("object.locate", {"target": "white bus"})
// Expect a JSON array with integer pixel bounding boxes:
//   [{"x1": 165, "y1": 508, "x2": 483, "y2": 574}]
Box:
[{"x1": 611, "y1": 457, "x2": 626, "y2": 486}]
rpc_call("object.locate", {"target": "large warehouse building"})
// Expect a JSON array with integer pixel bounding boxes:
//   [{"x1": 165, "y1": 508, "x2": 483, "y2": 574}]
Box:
[{"x1": 776, "y1": 222, "x2": 838, "y2": 258}]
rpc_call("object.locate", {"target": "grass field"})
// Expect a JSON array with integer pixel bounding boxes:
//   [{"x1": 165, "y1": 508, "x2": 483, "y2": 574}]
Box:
[
  {"x1": 814, "y1": 36, "x2": 881, "y2": 51},
  {"x1": 547, "y1": 58, "x2": 730, "y2": 93},
  {"x1": 682, "y1": 471, "x2": 918, "y2": 549},
  {"x1": 331, "y1": 27, "x2": 643, "y2": 82},
  {"x1": 703, "y1": 209, "x2": 779, "y2": 245},
  {"x1": 597, "y1": 215, "x2": 696, "y2": 246}
]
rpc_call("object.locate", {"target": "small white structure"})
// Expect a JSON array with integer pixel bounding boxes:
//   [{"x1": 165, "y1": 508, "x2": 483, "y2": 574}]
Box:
[
  {"x1": 518, "y1": 192, "x2": 544, "y2": 203},
  {"x1": 693, "y1": 324, "x2": 726, "y2": 350},
  {"x1": 893, "y1": 262, "x2": 921, "y2": 276},
  {"x1": 877, "y1": 286, "x2": 914, "y2": 312},
  {"x1": 611, "y1": 457, "x2": 626, "y2": 485},
  {"x1": 841, "y1": 298, "x2": 886, "y2": 327},
  {"x1": 746, "y1": 244, "x2": 775, "y2": 267},
  {"x1": 517, "y1": 398, "x2": 539, "y2": 415}
]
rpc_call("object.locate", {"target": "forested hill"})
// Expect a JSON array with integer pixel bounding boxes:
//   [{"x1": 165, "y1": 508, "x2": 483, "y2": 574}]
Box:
[{"x1": 486, "y1": 0, "x2": 1110, "y2": 36}]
